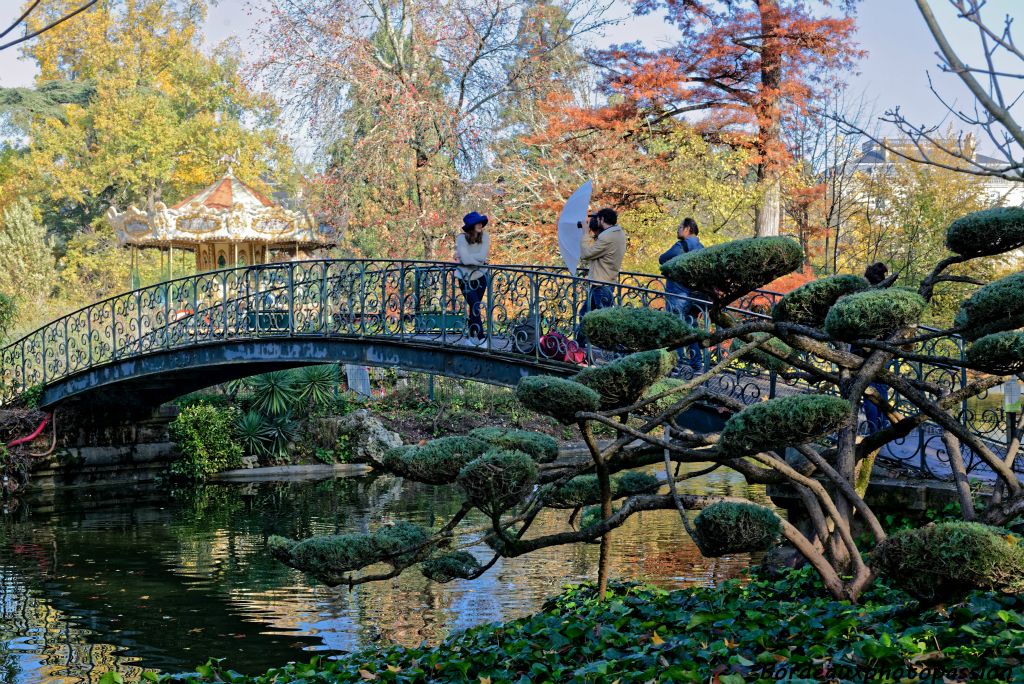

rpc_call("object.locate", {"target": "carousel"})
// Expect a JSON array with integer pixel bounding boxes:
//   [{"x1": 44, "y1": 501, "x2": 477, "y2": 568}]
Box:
[{"x1": 106, "y1": 165, "x2": 338, "y2": 278}]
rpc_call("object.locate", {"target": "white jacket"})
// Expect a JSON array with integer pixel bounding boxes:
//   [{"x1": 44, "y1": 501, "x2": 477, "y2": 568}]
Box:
[{"x1": 456, "y1": 232, "x2": 490, "y2": 281}]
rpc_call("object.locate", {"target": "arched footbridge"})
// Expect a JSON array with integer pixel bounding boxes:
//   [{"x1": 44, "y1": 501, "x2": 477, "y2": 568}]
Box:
[{"x1": 0, "y1": 259, "x2": 1012, "y2": 478}]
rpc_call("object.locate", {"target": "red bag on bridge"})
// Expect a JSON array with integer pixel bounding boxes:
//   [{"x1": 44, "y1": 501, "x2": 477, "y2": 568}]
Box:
[{"x1": 539, "y1": 332, "x2": 586, "y2": 364}]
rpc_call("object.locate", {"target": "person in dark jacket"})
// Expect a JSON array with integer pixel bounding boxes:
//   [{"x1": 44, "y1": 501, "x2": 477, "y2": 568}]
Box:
[
  {"x1": 659, "y1": 217, "x2": 705, "y2": 372},
  {"x1": 860, "y1": 262, "x2": 891, "y2": 432}
]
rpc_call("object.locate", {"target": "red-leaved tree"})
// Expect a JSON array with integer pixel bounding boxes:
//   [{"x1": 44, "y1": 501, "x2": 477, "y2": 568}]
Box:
[{"x1": 598, "y1": 0, "x2": 863, "y2": 237}]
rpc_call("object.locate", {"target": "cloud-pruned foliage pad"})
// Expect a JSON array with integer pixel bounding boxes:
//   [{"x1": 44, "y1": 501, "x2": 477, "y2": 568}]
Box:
[
  {"x1": 268, "y1": 522, "x2": 430, "y2": 583},
  {"x1": 419, "y1": 551, "x2": 483, "y2": 583},
  {"x1": 871, "y1": 522, "x2": 1024, "y2": 603},
  {"x1": 469, "y1": 427, "x2": 558, "y2": 463},
  {"x1": 457, "y1": 449, "x2": 538, "y2": 518},
  {"x1": 573, "y1": 350, "x2": 674, "y2": 410},
  {"x1": 380, "y1": 437, "x2": 491, "y2": 485},
  {"x1": 515, "y1": 376, "x2": 601, "y2": 424},
  {"x1": 955, "y1": 272, "x2": 1024, "y2": 341},
  {"x1": 946, "y1": 207, "x2": 1024, "y2": 258},
  {"x1": 545, "y1": 471, "x2": 661, "y2": 508},
  {"x1": 824, "y1": 288, "x2": 926, "y2": 341},
  {"x1": 580, "y1": 307, "x2": 701, "y2": 352},
  {"x1": 966, "y1": 332, "x2": 1024, "y2": 375},
  {"x1": 693, "y1": 502, "x2": 781, "y2": 557},
  {"x1": 660, "y1": 237, "x2": 803, "y2": 306},
  {"x1": 718, "y1": 395, "x2": 850, "y2": 458},
  {"x1": 772, "y1": 274, "x2": 869, "y2": 328}
]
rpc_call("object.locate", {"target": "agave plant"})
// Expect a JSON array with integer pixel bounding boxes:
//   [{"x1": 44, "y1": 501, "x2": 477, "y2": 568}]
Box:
[
  {"x1": 234, "y1": 410, "x2": 273, "y2": 457},
  {"x1": 250, "y1": 370, "x2": 299, "y2": 416},
  {"x1": 267, "y1": 413, "x2": 300, "y2": 459},
  {"x1": 294, "y1": 364, "x2": 339, "y2": 411}
]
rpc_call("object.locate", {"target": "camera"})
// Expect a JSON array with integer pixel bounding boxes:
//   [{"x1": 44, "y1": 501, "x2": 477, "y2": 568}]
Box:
[{"x1": 588, "y1": 214, "x2": 601, "y2": 232}]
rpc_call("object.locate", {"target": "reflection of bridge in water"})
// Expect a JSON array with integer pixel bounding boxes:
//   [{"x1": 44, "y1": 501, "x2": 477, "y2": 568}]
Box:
[{"x1": 0, "y1": 259, "x2": 1012, "y2": 479}]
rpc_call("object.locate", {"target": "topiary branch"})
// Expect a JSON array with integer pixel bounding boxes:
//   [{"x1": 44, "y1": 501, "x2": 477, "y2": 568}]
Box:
[
  {"x1": 886, "y1": 372, "x2": 1020, "y2": 490},
  {"x1": 794, "y1": 445, "x2": 886, "y2": 544}
]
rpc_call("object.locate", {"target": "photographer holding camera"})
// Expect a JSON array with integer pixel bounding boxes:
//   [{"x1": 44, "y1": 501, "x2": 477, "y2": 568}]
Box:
[{"x1": 576, "y1": 207, "x2": 627, "y2": 344}]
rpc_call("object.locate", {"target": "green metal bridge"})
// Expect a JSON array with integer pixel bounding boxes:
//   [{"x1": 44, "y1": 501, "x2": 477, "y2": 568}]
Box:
[{"x1": 0, "y1": 259, "x2": 1008, "y2": 477}]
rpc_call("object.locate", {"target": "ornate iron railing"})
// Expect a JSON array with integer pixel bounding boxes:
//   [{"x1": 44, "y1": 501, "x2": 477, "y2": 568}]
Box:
[{"x1": 0, "y1": 259, "x2": 1009, "y2": 478}]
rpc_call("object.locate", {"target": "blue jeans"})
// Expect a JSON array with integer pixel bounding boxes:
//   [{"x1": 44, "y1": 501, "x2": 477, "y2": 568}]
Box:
[
  {"x1": 667, "y1": 294, "x2": 703, "y2": 370},
  {"x1": 459, "y1": 275, "x2": 487, "y2": 338},
  {"x1": 576, "y1": 285, "x2": 614, "y2": 345},
  {"x1": 863, "y1": 381, "x2": 890, "y2": 433}
]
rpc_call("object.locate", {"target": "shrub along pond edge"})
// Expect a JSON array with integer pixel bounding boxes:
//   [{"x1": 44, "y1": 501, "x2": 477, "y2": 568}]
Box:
[{"x1": 152, "y1": 567, "x2": 1024, "y2": 683}]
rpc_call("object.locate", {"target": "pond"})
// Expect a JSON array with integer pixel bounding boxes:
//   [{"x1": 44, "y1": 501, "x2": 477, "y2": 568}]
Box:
[{"x1": 0, "y1": 467, "x2": 764, "y2": 683}]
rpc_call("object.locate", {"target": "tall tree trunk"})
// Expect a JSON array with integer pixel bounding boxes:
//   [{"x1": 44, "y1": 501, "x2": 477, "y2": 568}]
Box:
[
  {"x1": 755, "y1": 176, "x2": 782, "y2": 236},
  {"x1": 755, "y1": 0, "x2": 783, "y2": 238}
]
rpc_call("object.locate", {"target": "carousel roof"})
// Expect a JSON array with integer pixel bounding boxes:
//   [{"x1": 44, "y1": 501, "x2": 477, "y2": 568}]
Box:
[{"x1": 106, "y1": 168, "x2": 338, "y2": 249}]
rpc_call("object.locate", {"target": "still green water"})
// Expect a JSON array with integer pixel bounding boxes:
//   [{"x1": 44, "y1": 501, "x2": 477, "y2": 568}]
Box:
[{"x1": 0, "y1": 468, "x2": 761, "y2": 683}]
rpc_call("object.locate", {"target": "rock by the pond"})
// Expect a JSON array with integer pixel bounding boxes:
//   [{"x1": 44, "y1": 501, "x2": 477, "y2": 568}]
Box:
[{"x1": 320, "y1": 410, "x2": 402, "y2": 467}]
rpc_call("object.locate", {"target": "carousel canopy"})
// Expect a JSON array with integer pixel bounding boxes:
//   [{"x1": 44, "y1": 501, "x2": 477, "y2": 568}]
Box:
[{"x1": 106, "y1": 168, "x2": 338, "y2": 250}]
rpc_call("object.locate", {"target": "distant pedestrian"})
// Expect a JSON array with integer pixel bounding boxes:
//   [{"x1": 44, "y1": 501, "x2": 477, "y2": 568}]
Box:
[
  {"x1": 660, "y1": 218, "x2": 705, "y2": 372},
  {"x1": 456, "y1": 211, "x2": 491, "y2": 340},
  {"x1": 577, "y1": 207, "x2": 627, "y2": 344},
  {"x1": 861, "y1": 261, "x2": 891, "y2": 431}
]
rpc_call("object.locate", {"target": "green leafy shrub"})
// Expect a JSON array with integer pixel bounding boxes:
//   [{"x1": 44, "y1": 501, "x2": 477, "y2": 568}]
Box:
[
  {"x1": 955, "y1": 271, "x2": 1024, "y2": 341},
  {"x1": 420, "y1": 551, "x2": 482, "y2": 583},
  {"x1": 772, "y1": 274, "x2": 869, "y2": 327},
  {"x1": 946, "y1": 206, "x2": 1024, "y2": 257},
  {"x1": 871, "y1": 521, "x2": 1024, "y2": 603},
  {"x1": 168, "y1": 404, "x2": 243, "y2": 480},
  {"x1": 660, "y1": 236, "x2": 803, "y2": 306},
  {"x1": 579, "y1": 307, "x2": 700, "y2": 352},
  {"x1": 469, "y1": 427, "x2": 558, "y2": 463},
  {"x1": 250, "y1": 370, "x2": 299, "y2": 416},
  {"x1": 572, "y1": 350, "x2": 674, "y2": 410},
  {"x1": 234, "y1": 410, "x2": 273, "y2": 457},
  {"x1": 20, "y1": 383, "x2": 43, "y2": 409},
  {"x1": 382, "y1": 436, "x2": 491, "y2": 485},
  {"x1": 718, "y1": 394, "x2": 850, "y2": 458},
  {"x1": 0, "y1": 293, "x2": 16, "y2": 342},
  {"x1": 515, "y1": 376, "x2": 600, "y2": 424},
  {"x1": 823, "y1": 288, "x2": 926, "y2": 341},
  {"x1": 966, "y1": 331, "x2": 1024, "y2": 374},
  {"x1": 693, "y1": 502, "x2": 781, "y2": 557},
  {"x1": 457, "y1": 449, "x2": 538, "y2": 518},
  {"x1": 269, "y1": 522, "x2": 429, "y2": 583},
  {"x1": 166, "y1": 570, "x2": 1024, "y2": 684},
  {"x1": 546, "y1": 470, "x2": 660, "y2": 508}
]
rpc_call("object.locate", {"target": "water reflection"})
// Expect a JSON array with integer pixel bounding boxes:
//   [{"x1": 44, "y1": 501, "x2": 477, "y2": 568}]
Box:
[{"x1": 0, "y1": 466, "x2": 763, "y2": 683}]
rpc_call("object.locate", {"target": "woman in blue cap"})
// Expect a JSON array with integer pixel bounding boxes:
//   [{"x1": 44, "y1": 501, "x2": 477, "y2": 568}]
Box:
[{"x1": 456, "y1": 211, "x2": 491, "y2": 340}]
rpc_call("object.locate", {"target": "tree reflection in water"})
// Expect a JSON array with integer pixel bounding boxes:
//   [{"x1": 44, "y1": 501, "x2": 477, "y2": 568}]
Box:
[{"x1": 0, "y1": 466, "x2": 764, "y2": 682}]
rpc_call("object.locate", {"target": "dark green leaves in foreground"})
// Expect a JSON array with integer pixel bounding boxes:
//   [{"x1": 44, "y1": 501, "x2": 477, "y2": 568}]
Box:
[
  {"x1": 162, "y1": 569, "x2": 1024, "y2": 683},
  {"x1": 966, "y1": 331, "x2": 1024, "y2": 375}
]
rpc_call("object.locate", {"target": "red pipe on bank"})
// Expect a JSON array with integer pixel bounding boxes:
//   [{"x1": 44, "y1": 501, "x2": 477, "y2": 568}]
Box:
[{"x1": 7, "y1": 414, "x2": 51, "y2": 448}]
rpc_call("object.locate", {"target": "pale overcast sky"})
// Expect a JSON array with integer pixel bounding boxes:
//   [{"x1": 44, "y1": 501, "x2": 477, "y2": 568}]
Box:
[{"x1": 0, "y1": 0, "x2": 1018, "y2": 147}]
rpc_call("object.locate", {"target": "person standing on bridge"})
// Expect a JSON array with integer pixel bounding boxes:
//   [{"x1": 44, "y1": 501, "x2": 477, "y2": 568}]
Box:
[
  {"x1": 576, "y1": 207, "x2": 627, "y2": 346},
  {"x1": 660, "y1": 217, "x2": 705, "y2": 373},
  {"x1": 860, "y1": 261, "x2": 892, "y2": 432},
  {"x1": 457, "y1": 211, "x2": 491, "y2": 341}
]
